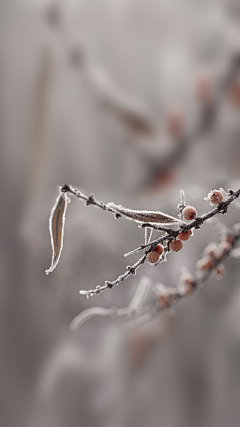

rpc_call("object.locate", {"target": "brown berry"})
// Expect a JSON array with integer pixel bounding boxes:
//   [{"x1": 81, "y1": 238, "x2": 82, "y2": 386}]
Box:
[
  {"x1": 182, "y1": 206, "x2": 197, "y2": 221},
  {"x1": 209, "y1": 190, "x2": 223, "y2": 204},
  {"x1": 170, "y1": 239, "x2": 182, "y2": 252},
  {"x1": 147, "y1": 251, "x2": 160, "y2": 264},
  {"x1": 196, "y1": 256, "x2": 214, "y2": 271},
  {"x1": 178, "y1": 230, "x2": 191, "y2": 241},
  {"x1": 155, "y1": 244, "x2": 164, "y2": 256}
]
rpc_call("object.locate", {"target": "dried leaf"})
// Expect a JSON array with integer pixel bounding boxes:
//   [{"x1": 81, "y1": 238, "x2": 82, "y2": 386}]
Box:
[
  {"x1": 107, "y1": 202, "x2": 181, "y2": 225},
  {"x1": 45, "y1": 193, "x2": 68, "y2": 275}
]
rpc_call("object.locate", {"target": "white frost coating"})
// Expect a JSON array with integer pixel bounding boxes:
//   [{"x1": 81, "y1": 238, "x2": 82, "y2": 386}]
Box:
[
  {"x1": 70, "y1": 307, "x2": 112, "y2": 331},
  {"x1": 230, "y1": 247, "x2": 240, "y2": 258},
  {"x1": 128, "y1": 276, "x2": 151, "y2": 310},
  {"x1": 145, "y1": 227, "x2": 153, "y2": 244},
  {"x1": 107, "y1": 202, "x2": 181, "y2": 225},
  {"x1": 45, "y1": 193, "x2": 69, "y2": 275}
]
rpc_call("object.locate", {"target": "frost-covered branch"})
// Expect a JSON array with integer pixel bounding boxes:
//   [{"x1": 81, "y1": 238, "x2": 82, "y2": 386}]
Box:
[
  {"x1": 45, "y1": 183, "x2": 240, "y2": 296},
  {"x1": 125, "y1": 187, "x2": 240, "y2": 257}
]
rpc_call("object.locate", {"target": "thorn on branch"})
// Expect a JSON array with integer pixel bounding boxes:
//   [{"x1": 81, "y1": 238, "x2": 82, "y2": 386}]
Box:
[{"x1": 85, "y1": 194, "x2": 95, "y2": 206}]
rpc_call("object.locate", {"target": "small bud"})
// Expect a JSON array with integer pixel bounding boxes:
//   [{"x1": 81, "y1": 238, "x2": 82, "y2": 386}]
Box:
[
  {"x1": 147, "y1": 251, "x2": 160, "y2": 264},
  {"x1": 179, "y1": 272, "x2": 195, "y2": 294},
  {"x1": 209, "y1": 190, "x2": 223, "y2": 204},
  {"x1": 170, "y1": 239, "x2": 182, "y2": 252},
  {"x1": 204, "y1": 243, "x2": 218, "y2": 257},
  {"x1": 156, "y1": 285, "x2": 177, "y2": 308},
  {"x1": 180, "y1": 271, "x2": 195, "y2": 286},
  {"x1": 217, "y1": 241, "x2": 232, "y2": 258},
  {"x1": 178, "y1": 230, "x2": 191, "y2": 241},
  {"x1": 196, "y1": 256, "x2": 214, "y2": 271},
  {"x1": 211, "y1": 264, "x2": 226, "y2": 280},
  {"x1": 222, "y1": 233, "x2": 234, "y2": 244},
  {"x1": 182, "y1": 206, "x2": 197, "y2": 221}
]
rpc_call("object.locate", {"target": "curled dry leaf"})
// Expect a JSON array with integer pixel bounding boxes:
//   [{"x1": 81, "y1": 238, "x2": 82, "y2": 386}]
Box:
[
  {"x1": 107, "y1": 202, "x2": 181, "y2": 225},
  {"x1": 45, "y1": 192, "x2": 69, "y2": 275}
]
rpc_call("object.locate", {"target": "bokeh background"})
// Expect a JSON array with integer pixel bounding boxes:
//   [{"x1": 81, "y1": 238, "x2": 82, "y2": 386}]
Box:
[{"x1": 1, "y1": 0, "x2": 240, "y2": 426}]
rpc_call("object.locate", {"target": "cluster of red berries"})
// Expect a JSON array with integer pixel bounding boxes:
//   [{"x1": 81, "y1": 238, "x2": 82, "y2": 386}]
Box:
[
  {"x1": 147, "y1": 244, "x2": 164, "y2": 264},
  {"x1": 147, "y1": 227, "x2": 193, "y2": 265}
]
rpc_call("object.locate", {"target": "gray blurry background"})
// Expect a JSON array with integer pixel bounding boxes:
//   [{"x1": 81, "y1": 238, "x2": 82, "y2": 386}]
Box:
[{"x1": 1, "y1": 0, "x2": 240, "y2": 426}]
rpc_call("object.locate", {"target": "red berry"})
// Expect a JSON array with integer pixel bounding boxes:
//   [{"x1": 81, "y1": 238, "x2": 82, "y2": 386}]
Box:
[
  {"x1": 178, "y1": 230, "x2": 191, "y2": 241},
  {"x1": 209, "y1": 190, "x2": 223, "y2": 204},
  {"x1": 170, "y1": 239, "x2": 182, "y2": 252},
  {"x1": 182, "y1": 206, "x2": 197, "y2": 221},
  {"x1": 147, "y1": 251, "x2": 160, "y2": 264},
  {"x1": 155, "y1": 244, "x2": 164, "y2": 256}
]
